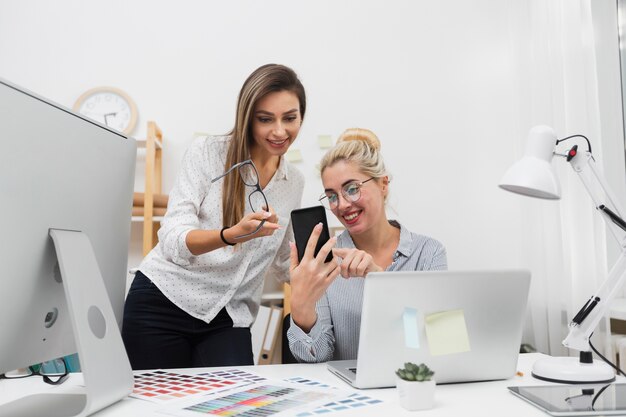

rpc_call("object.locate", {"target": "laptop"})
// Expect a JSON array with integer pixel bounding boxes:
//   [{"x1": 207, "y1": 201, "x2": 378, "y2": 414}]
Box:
[{"x1": 327, "y1": 269, "x2": 530, "y2": 389}]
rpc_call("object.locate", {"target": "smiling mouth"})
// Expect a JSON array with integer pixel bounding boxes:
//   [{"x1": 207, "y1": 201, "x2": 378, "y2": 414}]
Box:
[
  {"x1": 343, "y1": 211, "x2": 361, "y2": 224},
  {"x1": 267, "y1": 138, "x2": 288, "y2": 147}
]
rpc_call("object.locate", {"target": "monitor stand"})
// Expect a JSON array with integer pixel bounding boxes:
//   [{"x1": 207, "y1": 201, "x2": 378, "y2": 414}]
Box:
[{"x1": 0, "y1": 229, "x2": 134, "y2": 417}]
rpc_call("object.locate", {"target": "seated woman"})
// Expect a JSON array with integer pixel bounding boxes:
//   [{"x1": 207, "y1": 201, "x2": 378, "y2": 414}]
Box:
[{"x1": 287, "y1": 128, "x2": 447, "y2": 363}]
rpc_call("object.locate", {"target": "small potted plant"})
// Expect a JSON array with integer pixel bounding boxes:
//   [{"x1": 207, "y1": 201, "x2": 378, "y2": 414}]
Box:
[{"x1": 395, "y1": 362, "x2": 435, "y2": 411}]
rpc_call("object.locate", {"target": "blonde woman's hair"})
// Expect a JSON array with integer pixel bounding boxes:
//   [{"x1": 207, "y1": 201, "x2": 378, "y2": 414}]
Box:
[
  {"x1": 319, "y1": 128, "x2": 388, "y2": 181},
  {"x1": 221, "y1": 64, "x2": 306, "y2": 229}
]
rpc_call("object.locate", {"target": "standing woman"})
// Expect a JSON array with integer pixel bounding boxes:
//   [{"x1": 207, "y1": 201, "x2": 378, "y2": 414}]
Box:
[
  {"x1": 122, "y1": 64, "x2": 306, "y2": 369},
  {"x1": 287, "y1": 128, "x2": 447, "y2": 363}
]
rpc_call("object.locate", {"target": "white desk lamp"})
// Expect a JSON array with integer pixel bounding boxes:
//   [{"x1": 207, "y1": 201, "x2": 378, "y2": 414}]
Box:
[{"x1": 500, "y1": 125, "x2": 626, "y2": 384}]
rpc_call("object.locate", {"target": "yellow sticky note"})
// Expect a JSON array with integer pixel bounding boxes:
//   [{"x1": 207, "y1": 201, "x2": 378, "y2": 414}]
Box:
[
  {"x1": 424, "y1": 309, "x2": 471, "y2": 356},
  {"x1": 317, "y1": 135, "x2": 333, "y2": 149},
  {"x1": 192, "y1": 131, "x2": 210, "y2": 138},
  {"x1": 285, "y1": 148, "x2": 303, "y2": 162}
]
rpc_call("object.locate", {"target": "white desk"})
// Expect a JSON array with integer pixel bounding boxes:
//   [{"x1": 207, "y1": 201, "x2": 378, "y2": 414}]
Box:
[{"x1": 0, "y1": 353, "x2": 622, "y2": 416}]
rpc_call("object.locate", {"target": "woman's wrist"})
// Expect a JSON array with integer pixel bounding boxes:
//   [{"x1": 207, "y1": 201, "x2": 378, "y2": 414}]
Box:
[
  {"x1": 224, "y1": 224, "x2": 255, "y2": 244},
  {"x1": 220, "y1": 227, "x2": 236, "y2": 246},
  {"x1": 290, "y1": 303, "x2": 317, "y2": 333}
]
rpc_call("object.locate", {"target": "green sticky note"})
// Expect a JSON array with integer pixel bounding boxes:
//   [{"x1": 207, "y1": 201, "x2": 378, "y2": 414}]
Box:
[
  {"x1": 424, "y1": 309, "x2": 471, "y2": 356},
  {"x1": 317, "y1": 135, "x2": 333, "y2": 149},
  {"x1": 285, "y1": 148, "x2": 303, "y2": 162}
]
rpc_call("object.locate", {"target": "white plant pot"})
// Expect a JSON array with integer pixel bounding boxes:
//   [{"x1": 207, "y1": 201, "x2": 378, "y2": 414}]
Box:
[{"x1": 396, "y1": 378, "x2": 435, "y2": 411}]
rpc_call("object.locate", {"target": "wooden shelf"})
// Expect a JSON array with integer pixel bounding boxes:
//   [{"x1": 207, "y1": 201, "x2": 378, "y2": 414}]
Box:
[
  {"x1": 135, "y1": 121, "x2": 164, "y2": 256},
  {"x1": 136, "y1": 137, "x2": 163, "y2": 149},
  {"x1": 131, "y1": 216, "x2": 163, "y2": 223},
  {"x1": 261, "y1": 291, "x2": 284, "y2": 301}
]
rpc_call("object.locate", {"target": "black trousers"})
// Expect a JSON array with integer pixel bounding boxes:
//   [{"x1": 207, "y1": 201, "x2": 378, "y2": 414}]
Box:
[{"x1": 121, "y1": 271, "x2": 253, "y2": 370}]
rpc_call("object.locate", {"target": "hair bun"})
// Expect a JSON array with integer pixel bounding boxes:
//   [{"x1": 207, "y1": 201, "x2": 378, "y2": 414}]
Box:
[{"x1": 337, "y1": 128, "x2": 381, "y2": 151}]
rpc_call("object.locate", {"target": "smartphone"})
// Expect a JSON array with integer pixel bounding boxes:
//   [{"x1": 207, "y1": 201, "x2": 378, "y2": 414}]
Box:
[{"x1": 290, "y1": 206, "x2": 334, "y2": 263}]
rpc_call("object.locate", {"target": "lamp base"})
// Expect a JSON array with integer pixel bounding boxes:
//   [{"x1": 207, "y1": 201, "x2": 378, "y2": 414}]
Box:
[{"x1": 532, "y1": 356, "x2": 615, "y2": 384}]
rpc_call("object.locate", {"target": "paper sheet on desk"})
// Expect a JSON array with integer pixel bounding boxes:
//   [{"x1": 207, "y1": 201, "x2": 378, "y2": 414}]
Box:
[
  {"x1": 130, "y1": 370, "x2": 249, "y2": 403},
  {"x1": 159, "y1": 380, "x2": 349, "y2": 417},
  {"x1": 285, "y1": 377, "x2": 384, "y2": 416},
  {"x1": 425, "y1": 309, "x2": 471, "y2": 356}
]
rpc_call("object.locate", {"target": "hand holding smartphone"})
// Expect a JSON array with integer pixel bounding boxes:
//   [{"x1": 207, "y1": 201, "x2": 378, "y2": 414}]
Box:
[{"x1": 290, "y1": 206, "x2": 334, "y2": 263}]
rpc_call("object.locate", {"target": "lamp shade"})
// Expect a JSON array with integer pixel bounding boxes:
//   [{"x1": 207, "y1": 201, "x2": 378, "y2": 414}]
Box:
[{"x1": 499, "y1": 125, "x2": 561, "y2": 199}]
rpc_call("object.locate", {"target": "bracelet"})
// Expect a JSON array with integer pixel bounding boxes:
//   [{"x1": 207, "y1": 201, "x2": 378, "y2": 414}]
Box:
[{"x1": 220, "y1": 227, "x2": 236, "y2": 246}]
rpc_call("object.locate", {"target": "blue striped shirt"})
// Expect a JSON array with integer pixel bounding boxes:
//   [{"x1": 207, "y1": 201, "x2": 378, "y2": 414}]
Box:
[{"x1": 287, "y1": 221, "x2": 447, "y2": 362}]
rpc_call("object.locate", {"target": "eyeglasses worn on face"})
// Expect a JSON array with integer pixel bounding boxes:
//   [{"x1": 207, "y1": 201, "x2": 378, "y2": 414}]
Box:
[
  {"x1": 319, "y1": 177, "x2": 375, "y2": 210},
  {"x1": 211, "y1": 159, "x2": 269, "y2": 239}
]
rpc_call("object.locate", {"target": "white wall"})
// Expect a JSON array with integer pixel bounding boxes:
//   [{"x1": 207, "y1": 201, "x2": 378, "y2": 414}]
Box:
[
  {"x1": 6, "y1": 0, "x2": 626, "y2": 328},
  {"x1": 4, "y1": 0, "x2": 626, "y2": 349},
  {"x1": 0, "y1": 0, "x2": 532, "y2": 287}
]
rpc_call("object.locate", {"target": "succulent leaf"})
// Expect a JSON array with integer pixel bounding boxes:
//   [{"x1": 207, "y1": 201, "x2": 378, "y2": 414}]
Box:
[{"x1": 396, "y1": 362, "x2": 435, "y2": 381}]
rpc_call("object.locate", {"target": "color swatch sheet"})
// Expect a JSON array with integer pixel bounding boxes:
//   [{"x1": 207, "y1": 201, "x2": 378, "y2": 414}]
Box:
[
  {"x1": 285, "y1": 376, "x2": 384, "y2": 416},
  {"x1": 131, "y1": 370, "x2": 246, "y2": 403},
  {"x1": 197, "y1": 369, "x2": 267, "y2": 385},
  {"x1": 160, "y1": 381, "x2": 347, "y2": 417}
]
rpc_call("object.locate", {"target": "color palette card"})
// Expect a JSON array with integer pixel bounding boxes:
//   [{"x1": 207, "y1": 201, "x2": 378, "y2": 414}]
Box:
[
  {"x1": 131, "y1": 370, "x2": 244, "y2": 403},
  {"x1": 294, "y1": 393, "x2": 384, "y2": 416},
  {"x1": 285, "y1": 376, "x2": 384, "y2": 416},
  {"x1": 197, "y1": 368, "x2": 266, "y2": 385},
  {"x1": 160, "y1": 381, "x2": 348, "y2": 417},
  {"x1": 284, "y1": 376, "x2": 332, "y2": 389}
]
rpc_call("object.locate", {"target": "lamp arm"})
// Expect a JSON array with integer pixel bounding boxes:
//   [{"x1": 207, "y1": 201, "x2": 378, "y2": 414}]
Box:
[
  {"x1": 561, "y1": 151, "x2": 626, "y2": 352},
  {"x1": 563, "y1": 252, "x2": 626, "y2": 352},
  {"x1": 569, "y1": 152, "x2": 626, "y2": 246}
]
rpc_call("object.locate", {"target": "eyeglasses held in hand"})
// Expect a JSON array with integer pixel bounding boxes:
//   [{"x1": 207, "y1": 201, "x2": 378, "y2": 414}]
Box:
[
  {"x1": 319, "y1": 177, "x2": 375, "y2": 210},
  {"x1": 211, "y1": 159, "x2": 270, "y2": 239},
  {"x1": 0, "y1": 358, "x2": 69, "y2": 385}
]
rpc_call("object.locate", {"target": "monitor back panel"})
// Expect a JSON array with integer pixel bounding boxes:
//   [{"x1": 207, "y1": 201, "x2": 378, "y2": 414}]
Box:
[{"x1": 0, "y1": 79, "x2": 136, "y2": 372}]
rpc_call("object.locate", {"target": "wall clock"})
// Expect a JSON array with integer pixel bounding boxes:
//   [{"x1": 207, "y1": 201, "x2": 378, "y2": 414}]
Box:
[{"x1": 73, "y1": 87, "x2": 138, "y2": 135}]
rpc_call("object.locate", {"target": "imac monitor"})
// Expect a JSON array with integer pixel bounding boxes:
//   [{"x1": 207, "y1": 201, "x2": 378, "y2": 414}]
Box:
[{"x1": 0, "y1": 78, "x2": 136, "y2": 416}]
